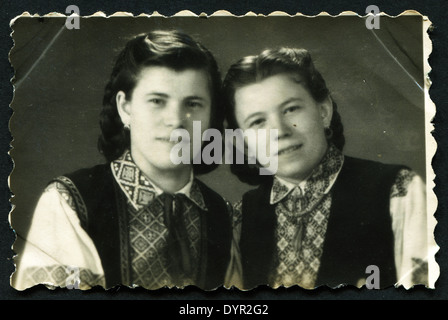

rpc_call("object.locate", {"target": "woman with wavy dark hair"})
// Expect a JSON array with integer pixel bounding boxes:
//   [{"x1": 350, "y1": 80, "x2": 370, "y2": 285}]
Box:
[
  {"x1": 14, "y1": 30, "x2": 231, "y2": 291},
  {"x1": 223, "y1": 48, "x2": 432, "y2": 289}
]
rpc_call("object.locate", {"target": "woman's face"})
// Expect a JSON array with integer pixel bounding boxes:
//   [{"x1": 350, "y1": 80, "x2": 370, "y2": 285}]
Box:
[
  {"x1": 234, "y1": 73, "x2": 332, "y2": 183},
  {"x1": 117, "y1": 66, "x2": 212, "y2": 175}
]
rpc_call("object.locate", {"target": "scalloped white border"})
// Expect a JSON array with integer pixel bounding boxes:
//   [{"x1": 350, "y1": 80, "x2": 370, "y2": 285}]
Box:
[
  {"x1": 422, "y1": 16, "x2": 439, "y2": 289},
  {"x1": 8, "y1": 10, "x2": 439, "y2": 290},
  {"x1": 10, "y1": 9, "x2": 429, "y2": 26}
]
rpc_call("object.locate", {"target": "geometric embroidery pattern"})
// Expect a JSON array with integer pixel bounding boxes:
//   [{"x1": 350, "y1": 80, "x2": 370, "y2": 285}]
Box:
[
  {"x1": 25, "y1": 265, "x2": 105, "y2": 289},
  {"x1": 271, "y1": 193, "x2": 332, "y2": 288},
  {"x1": 111, "y1": 150, "x2": 207, "y2": 211},
  {"x1": 47, "y1": 177, "x2": 88, "y2": 230},
  {"x1": 268, "y1": 144, "x2": 343, "y2": 288},
  {"x1": 269, "y1": 144, "x2": 344, "y2": 207},
  {"x1": 127, "y1": 193, "x2": 202, "y2": 289},
  {"x1": 47, "y1": 150, "x2": 207, "y2": 289},
  {"x1": 390, "y1": 169, "x2": 416, "y2": 198},
  {"x1": 232, "y1": 200, "x2": 243, "y2": 231},
  {"x1": 411, "y1": 258, "x2": 429, "y2": 286},
  {"x1": 111, "y1": 150, "x2": 205, "y2": 289},
  {"x1": 128, "y1": 196, "x2": 171, "y2": 288}
]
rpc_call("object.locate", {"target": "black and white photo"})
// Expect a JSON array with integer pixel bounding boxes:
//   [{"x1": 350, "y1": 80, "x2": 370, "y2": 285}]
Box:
[{"x1": 8, "y1": 11, "x2": 438, "y2": 291}]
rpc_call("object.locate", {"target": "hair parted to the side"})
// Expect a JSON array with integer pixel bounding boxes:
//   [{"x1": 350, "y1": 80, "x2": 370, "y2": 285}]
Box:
[
  {"x1": 222, "y1": 47, "x2": 345, "y2": 185},
  {"x1": 98, "y1": 30, "x2": 224, "y2": 175}
]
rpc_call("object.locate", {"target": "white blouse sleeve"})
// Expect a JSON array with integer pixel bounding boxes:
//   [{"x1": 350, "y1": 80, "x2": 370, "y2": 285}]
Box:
[
  {"x1": 390, "y1": 169, "x2": 439, "y2": 289},
  {"x1": 12, "y1": 182, "x2": 105, "y2": 290}
]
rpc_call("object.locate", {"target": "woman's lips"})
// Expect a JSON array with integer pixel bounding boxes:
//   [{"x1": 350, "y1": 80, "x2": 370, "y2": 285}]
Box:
[
  {"x1": 276, "y1": 144, "x2": 302, "y2": 156},
  {"x1": 156, "y1": 136, "x2": 190, "y2": 144},
  {"x1": 155, "y1": 137, "x2": 176, "y2": 144}
]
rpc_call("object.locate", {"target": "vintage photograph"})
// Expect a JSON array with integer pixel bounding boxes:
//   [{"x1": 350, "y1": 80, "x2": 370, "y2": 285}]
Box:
[{"x1": 8, "y1": 11, "x2": 438, "y2": 291}]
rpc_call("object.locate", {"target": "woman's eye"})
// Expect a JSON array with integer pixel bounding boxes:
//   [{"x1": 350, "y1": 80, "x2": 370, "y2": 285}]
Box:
[
  {"x1": 249, "y1": 118, "x2": 265, "y2": 128},
  {"x1": 284, "y1": 105, "x2": 301, "y2": 114},
  {"x1": 148, "y1": 98, "x2": 165, "y2": 106},
  {"x1": 186, "y1": 101, "x2": 202, "y2": 109}
]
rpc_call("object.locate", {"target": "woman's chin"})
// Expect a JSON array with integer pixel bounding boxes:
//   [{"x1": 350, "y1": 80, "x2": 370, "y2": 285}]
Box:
[
  {"x1": 275, "y1": 163, "x2": 311, "y2": 184},
  {"x1": 156, "y1": 162, "x2": 190, "y2": 172}
]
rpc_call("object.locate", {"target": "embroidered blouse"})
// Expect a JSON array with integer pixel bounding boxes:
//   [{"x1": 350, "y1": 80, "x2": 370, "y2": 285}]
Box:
[
  {"x1": 13, "y1": 150, "x2": 208, "y2": 290},
  {"x1": 225, "y1": 145, "x2": 438, "y2": 289}
]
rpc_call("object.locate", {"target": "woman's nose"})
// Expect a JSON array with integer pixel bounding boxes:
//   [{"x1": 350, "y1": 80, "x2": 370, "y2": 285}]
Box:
[
  {"x1": 270, "y1": 114, "x2": 292, "y2": 140},
  {"x1": 163, "y1": 102, "x2": 184, "y2": 128}
]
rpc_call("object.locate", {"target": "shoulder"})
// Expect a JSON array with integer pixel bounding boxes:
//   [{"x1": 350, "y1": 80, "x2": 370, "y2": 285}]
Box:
[
  {"x1": 47, "y1": 164, "x2": 112, "y2": 226},
  {"x1": 50, "y1": 163, "x2": 112, "y2": 194},
  {"x1": 62, "y1": 163, "x2": 111, "y2": 186},
  {"x1": 390, "y1": 168, "x2": 421, "y2": 198},
  {"x1": 45, "y1": 179, "x2": 82, "y2": 213},
  {"x1": 343, "y1": 156, "x2": 408, "y2": 173},
  {"x1": 342, "y1": 156, "x2": 409, "y2": 184},
  {"x1": 37, "y1": 181, "x2": 78, "y2": 221},
  {"x1": 340, "y1": 158, "x2": 423, "y2": 193},
  {"x1": 31, "y1": 180, "x2": 89, "y2": 236},
  {"x1": 55, "y1": 163, "x2": 114, "y2": 199}
]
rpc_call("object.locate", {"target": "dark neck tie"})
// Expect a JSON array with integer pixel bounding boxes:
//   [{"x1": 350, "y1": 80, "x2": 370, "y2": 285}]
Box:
[{"x1": 162, "y1": 193, "x2": 193, "y2": 285}]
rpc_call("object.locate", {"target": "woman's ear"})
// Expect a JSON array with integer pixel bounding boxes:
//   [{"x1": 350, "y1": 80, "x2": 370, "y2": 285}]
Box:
[
  {"x1": 319, "y1": 96, "x2": 333, "y2": 128},
  {"x1": 116, "y1": 91, "x2": 131, "y2": 126}
]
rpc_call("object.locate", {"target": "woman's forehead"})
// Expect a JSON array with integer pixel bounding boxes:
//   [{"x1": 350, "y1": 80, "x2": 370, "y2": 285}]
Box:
[
  {"x1": 235, "y1": 73, "x2": 308, "y2": 108},
  {"x1": 133, "y1": 66, "x2": 212, "y2": 97}
]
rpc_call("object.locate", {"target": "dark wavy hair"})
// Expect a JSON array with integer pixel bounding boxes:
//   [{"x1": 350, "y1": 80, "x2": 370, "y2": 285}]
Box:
[
  {"x1": 222, "y1": 47, "x2": 345, "y2": 185},
  {"x1": 98, "y1": 30, "x2": 224, "y2": 175}
]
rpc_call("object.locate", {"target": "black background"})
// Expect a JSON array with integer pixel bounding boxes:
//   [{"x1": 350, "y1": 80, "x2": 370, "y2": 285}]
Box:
[{"x1": 1, "y1": 0, "x2": 447, "y2": 310}]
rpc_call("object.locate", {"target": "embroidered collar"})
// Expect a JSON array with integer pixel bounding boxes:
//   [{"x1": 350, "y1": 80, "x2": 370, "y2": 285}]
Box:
[
  {"x1": 111, "y1": 150, "x2": 207, "y2": 211},
  {"x1": 270, "y1": 144, "x2": 344, "y2": 205}
]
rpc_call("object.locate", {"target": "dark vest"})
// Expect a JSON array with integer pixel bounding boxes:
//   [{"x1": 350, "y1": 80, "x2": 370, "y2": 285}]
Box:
[
  {"x1": 240, "y1": 156, "x2": 406, "y2": 289},
  {"x1": 54, "y1": 164, "x2": 231, "y2": 290}
]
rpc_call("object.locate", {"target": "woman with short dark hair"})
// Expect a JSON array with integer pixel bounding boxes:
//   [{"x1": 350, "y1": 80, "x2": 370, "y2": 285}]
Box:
[{"x1": 223, "y1": 47, "x2": 433, "y2": 289}]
